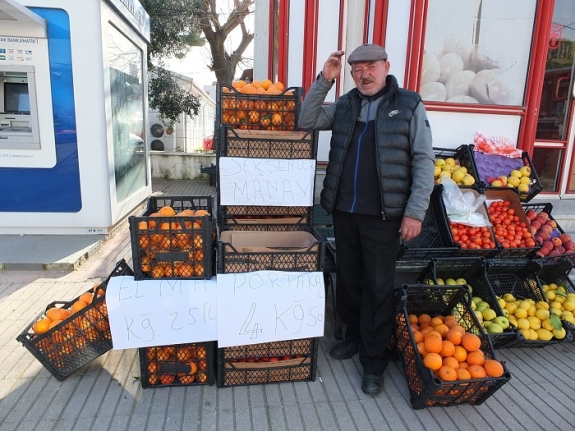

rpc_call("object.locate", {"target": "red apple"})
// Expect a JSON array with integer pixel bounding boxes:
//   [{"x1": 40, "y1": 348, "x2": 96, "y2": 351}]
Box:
[
  {"x1": 540, "y1": 224, "x2": 553, "y2": 234},
  {"x1": 545, "y1": 219, "x2": 558, "y2": 229},
  {"x1": 564, "y1": 241, "x2": 575, "y2": 251},
  {"x1": 542, "y1": 240, "x2": 554, "y2": 251},
  {"x1": 560, "y1": 233, "x2": 572, "y2": 243},
  {"x1": 530, "y1": 220, "x2": 542, "y2": 231},
  {"x1": 535, "y1": 215, "x2": 547, "y2": 225},
  {"x1": 538, "y1": 212, "x2": 549, "y2": 221},
  {"x1": 552, "y1": 237, "x2": 563, "y2": 247},
  {"x1": 537, "y1": 247, "x2": 549, "y2": 256},
  {"x1": 538, "y1": 231, "x2": 550, "y2": 241},
  {"x1": 534, "y1": 235, "x2": 544, "y2": 245},
  {"x1": 556, "y1": 245, "x2": 566, "y2": 254},
  {"x1": 525, "y1": 209, "x2": 538, "y2": 221}
]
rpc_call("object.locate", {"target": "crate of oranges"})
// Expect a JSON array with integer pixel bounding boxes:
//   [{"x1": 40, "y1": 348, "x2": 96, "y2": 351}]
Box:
[
  {"x1": 16, "y1": 259, "x2": 133, "y2": 381},
  {"x1": 216, "y1": 338, "x2": 318, "y2": 387},
  {"x1": 129, "y1": 196, "x2": 215, "y2": 280},
  {"x1": 139, "y1": 342, "x2": 215, "y2": 388},
  {"x1": 395, "y1": 284, "x2": 510, "y2": 409},
  {"x1": 216, "y1": 80, "x2": 302, "y2": 131}
]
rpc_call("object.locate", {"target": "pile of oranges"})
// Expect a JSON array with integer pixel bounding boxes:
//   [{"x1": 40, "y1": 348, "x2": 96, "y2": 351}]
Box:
[
  {"x1": 32, "y1": 284, "x2": 104, "y2": 335},
  {"x1": 220, "y1": 79, "x2": 297, "y2": 131},
  {"x1": 410, "y1": 313, "x2": 505, "y2": 381},
  {"x1": 136, "y1": 206, "x2": 210, "y2": 278},
  {"x1": 145, "y1": 344, "x2": 209, "y2": 386}
]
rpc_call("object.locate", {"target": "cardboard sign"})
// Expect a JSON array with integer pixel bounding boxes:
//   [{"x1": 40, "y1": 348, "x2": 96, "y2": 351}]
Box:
[
  {"x1": 218, "y1": 157, "x2": 316, "y2": 206},
  {"x1": 216, "y1": 271, "x2": 325, "y2": 347},
  {"x1": 106, "y1": 276, "x2": 218, "y2": 349}
]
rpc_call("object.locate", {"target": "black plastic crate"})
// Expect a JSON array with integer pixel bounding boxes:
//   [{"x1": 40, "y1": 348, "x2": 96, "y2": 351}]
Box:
[
  {"x1": 218, "y1": 204, "x2": 312, "y2": 232},
  {"x1": 139, "y1": 342, "x2": 216, "y2": 388},
  {"x1": 395, "y1": 285, "x2": 510, "y2": 409},
  {"x1": 484, "y1": 259, "x2": 570, "y2": 347},
  {"x1": 473, "y1": 149, "x2": 542, "y2": 202},
  {"x1": 398, "y1": 186, "x2": 459, "y2": 261},
  {"x1": 217, "y1": 227, "x2": 325, "y2": 273},
  {"x1": 216, "y1": 84, "x2": 303, "y2": 131},
  {"x1": 483, "y1": 189, "x2": 541, "y2": 259},
  {"x1": 433, "y1": 145, "x2": 481, "y2": 187},
  {"x1": 16, "y1": 260, "x2": 133, "y2": 381},
  {"x1": 218, "y1": 124, "x2": 317, "y2": 159},
  {"x1": 130, "y1": 196, "x2": 215, "y2": 280},
  {"x1": 217, "y1": 338, "x2": 318, "y2": 387},
  {"x1": 536, "y1": 259, "x2": 575, "y2": 335},
  {"x1": 417, "y1": 258, "x2": 521, "y2": 349},
  {"x1": 522, "y1": 202, "x2": 575, "y2": 267}
]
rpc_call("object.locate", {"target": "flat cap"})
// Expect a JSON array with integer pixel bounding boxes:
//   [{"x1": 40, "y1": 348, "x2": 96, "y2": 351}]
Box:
[{"x1": 347, "y1": 44, "x2": 388, "y2": 64}]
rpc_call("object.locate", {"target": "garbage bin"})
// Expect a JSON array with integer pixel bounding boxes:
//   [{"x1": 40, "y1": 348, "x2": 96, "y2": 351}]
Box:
[{"x1": 203, "y1": 135, "x2": 214, "y2": 151}]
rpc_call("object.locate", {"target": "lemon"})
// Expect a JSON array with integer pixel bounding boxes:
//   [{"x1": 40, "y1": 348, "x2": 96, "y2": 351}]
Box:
[
  {"x1": 546, "y1": 291, "x2": 556, "y2": 301},
  {"x1": 503, "y1": 293, "x2": 516, "y2": 302},
  {"x1": 551, "y1": 307, "x2": 563, "y2": 316},
  {"x1": 549, "y1": 283, "x2": 558, "y2": 290},
  {"x1": 520, "y1": 176, "x2": 531, "y2": 185},
  {"x1": 517, "y1": 183, "x2": 530, "y2": 193},
  {"x1": 435, "y1": 158, "x2": 446, "y2": 168},
  {"x1": 451, "y1": 169, "x2": 465, "y2": 183},
  {"x1": 462, "y1": 174, "x2": 475, "y2": 186},
  {"x1": 505, "y1": 302, "x2": 518, "y2": 314},
  {"x1": 483, "y1": 309, "x2": 497, "y2": 321},
  {"x1": 529, "y1": 328, "x2": 539, "y2": 340},
  {"x1": 514, "y1": 307, "x2": 528, "y2": 319},
  {"x1": 510, "y1": 169, "x2": 522, "y2": 178},
  {"x1": 527, "y1": 306, "x2": 536, "y2": 317},
  {"x1": 445, "y1": 157, "x2": 456, "y2": 166},
  {"x1": 440, "y1": 170, "x2": 452, "y2": 178},
  {"x1": 536, "y1": 301, "x2": 549, "y2": 310},
  {"x1": 541, "y1": 284, "x2": 549, "y2": 292},
  {"x1": 518, "y1": 300, "x2": 531, "y2": 310},
  {"x1": 516, "y1": 318, "x2": 530, "y2": 330},
  {"x1": 553, "y1": 327, "x2": 566, "y2": 339},
  {"x1": 519, "y1": 328, "x2": 531, "y2": 340},
  {"x1": 541, "y1": 318, "x2": 554, "y2": 331},
  {"x1": 527, "y1": 316, "x2": 541, "y2": 330},
  {"x1": 554, "y1": 295, "x2": 566, "y2": 305},
  {"x1": 507, "y1": 176, "x2": 521, "y2": 187},
  {"x1": 434, "y1": 166, "x2": 442, "y2": 178},
  {"x1": 535, "y1": 309, "x2": 550, "y2": 320},
  {"x1": 536, "y1": 328, "x2": 553, "y2": 341},
  {"x1": 550, "y1": 301, "x2": 563, "y2": 310}
]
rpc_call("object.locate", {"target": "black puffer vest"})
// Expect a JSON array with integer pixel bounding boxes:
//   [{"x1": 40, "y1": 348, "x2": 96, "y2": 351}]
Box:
[{"x1": 320, "y1": 75, "x2": 421, "y2": 220}]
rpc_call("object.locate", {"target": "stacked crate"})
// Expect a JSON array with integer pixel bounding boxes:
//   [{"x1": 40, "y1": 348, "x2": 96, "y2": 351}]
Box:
[
  {"x1": 127, "y1": 196, "x2": 217, "y2": 388},
  {"x1": 214, "y1": 84, "x2": 324, "y2": 387}
]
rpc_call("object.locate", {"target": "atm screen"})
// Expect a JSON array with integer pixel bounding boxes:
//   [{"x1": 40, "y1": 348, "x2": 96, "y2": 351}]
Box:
[{"x1": 4, "y1": 82, "x2": 30, "y2": 114}]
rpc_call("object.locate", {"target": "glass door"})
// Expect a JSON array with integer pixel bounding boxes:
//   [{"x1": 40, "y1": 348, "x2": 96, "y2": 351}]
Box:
[{"x1": 532, "y1": 0, "x2": 575, "y2": 193}]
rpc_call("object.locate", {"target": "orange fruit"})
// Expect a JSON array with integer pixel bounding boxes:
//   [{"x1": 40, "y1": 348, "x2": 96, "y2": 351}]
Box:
[
  {"x1": 151, "y1": 265, "x2": 165, "y2": 278},
  {"x1": 420, "y1": 326, "x2": 434, "y2": 336},
  {"x1": 418, "y1": 313, "x2": 432, "y2": 326},
  {"x1": 412, "y1": 330, "x2": 424, "y2": 344},
  {"x1": 461, "y1": 333, "x2": 481, "y2": 352},
  {"x1": 261, "y1": 79, "x2": 273, "y2": 90},
  {"x1": 453, "y1": 345, "x2": 468, "y2": 362},
  {"x1": 188, "y1": 361, "x2": 198, "y2": 375},
  {"x1": 446, "y1": 329, "x2": 463, "y2": 346},
  {"x1": 158, "y1": 206, "x2": 176, "y2": 217},
  {"x1": 442, "y1": 356, "x2": 460, "y2": 369},
  {"x1": 456, "y1": 368, "x2": 472, "y2": 380},
  {"x1": 49, "y1": 319, "x2": 63, "y2": 329},
  {"x1": 417, "y1": 341, "x2": 427, "y2": 356},
  {"x1": 251, "y1": 80, "x2": 262, "y2": 88},
  {"x1": 444, "y1": 318, "x2": 459, "y2": 328},
  {"x1": 434, "y1": 323, "x2": 450, "y2": 338},
  {"x1": 466, "y1": 350, "x2": 485, "y2": 366},
  {"x1": 159, "y1": 374, "x2": 176, "y2": 385},
  {"x1": 147, "y1": 361, "x2": 159, "y2": 373},
  {"x1": 450, "y1": 324, "x2": 466, "y2": 336},
  {"x1": 194, "y1": 263, "x2": 205, "y2": 277},
  {"x1": 430, "y1": 316, "x2": 444, "y2": 327},
  {"x1": 179, "y1": 375, "x2": 196, "y2": 384},
  {"x1": 196, "y1": 372, "x2": 208, "y2": 383},
  {"x1": 468, "y1": 364, "x2": 487, "y2": 379},
  {"x1": 274, "y1": 81, "x2": 284, "y2": 91},
  {"x1": 484, "y1": 359, "x2": 505, "y2": 377},
  {"x1": 458, "y1": 360, "x2": 469, "y2": 370},
  {"x1": 423, "y1": 331, "x2": 443, "y2": 354},
  {"x1": 71, "y1": 300, "x2": 89, "y2": 314},
  {"x1": 241, "y1": 84, "x2": 257, "y2": 94},
  {"x1": 33, "y1": 318, "x2": 52, "y2": 334},
  {"x1": 423, "y1": 352, "x2": 443, "y2": 370},
  {"x1": 232, "y1": 80, "x2": 246, "y2": 89},
  {"x1": 197, "y1": 345, "x2": 207, "y2": 359},
  {"x1": 46, "y1": 307, "x2": 70, "y2": 322},
  {"x1": 408, "y1": 314, "x2": 418, "y2": 325},
  {"x1": 177, "y1": 347, "x2": 195, "y2": 361},
  {"x1": 410, "y1": 323, "x2": 420, "y2": 332},
  {"x1": 79, "y1": 292, "x2": 94, "y2": 304},
  {"x1": 438, "y1": 365, "x2": 457, "y2": 381},
  {"x1": 440, "y1": 340, "x2": 455, "y2": 357}
]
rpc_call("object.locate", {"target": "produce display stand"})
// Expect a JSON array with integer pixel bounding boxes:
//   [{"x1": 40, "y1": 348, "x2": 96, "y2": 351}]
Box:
[{"x1": 214, "y1": 84, "x2": 322, "y2": 388}]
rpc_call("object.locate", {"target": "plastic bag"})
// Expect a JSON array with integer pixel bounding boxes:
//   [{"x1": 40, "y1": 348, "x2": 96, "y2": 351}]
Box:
[
  {"x1": 441, "y1": 177, "x2": 491, "y2": 227},
  {"x1": 473, "y1": 133, "x2": 522, "y2": 158}
]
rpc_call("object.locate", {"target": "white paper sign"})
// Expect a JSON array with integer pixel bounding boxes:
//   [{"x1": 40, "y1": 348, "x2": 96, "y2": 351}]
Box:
[
  {"x1": 218, "y1": 157, "x2": 316, "y2": 206},
  {"x1": 216, "y1": 271, "x2": 325, "y2": 347},
  {"x1": 106, "y1": 276, "x2": 218, "y2": 349}
]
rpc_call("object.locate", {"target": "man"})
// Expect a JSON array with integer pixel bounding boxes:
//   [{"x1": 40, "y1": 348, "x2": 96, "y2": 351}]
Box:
[{"x1": 299, "y1": 44, "x2": 434, "y2": 395}]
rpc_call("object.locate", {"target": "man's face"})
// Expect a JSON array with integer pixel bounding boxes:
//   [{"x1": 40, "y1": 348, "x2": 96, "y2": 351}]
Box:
[{"x1": 350, "y1": 60, "x2": 390, "y2": 96}]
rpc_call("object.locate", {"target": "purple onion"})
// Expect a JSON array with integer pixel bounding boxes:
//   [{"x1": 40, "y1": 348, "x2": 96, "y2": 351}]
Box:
[{"x1": 550, "y1": 229, "x2": 560, "y2": 239}]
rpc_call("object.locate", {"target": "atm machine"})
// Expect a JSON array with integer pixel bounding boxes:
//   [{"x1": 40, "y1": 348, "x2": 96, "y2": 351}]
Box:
[
  {"x1": 0, "y1": 2, "x2": 55, "y2": 167},
  {"x1": 0, "y1": 0, "x2": 152, "y2": 234}
]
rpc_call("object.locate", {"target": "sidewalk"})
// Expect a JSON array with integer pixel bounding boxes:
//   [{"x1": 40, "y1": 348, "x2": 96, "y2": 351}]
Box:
[{"x1": 1, "y1": 179, "x2": 575, "y2": 430}]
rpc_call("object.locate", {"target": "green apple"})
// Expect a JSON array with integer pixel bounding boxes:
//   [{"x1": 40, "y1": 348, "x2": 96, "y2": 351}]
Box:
[
  {"x1": 436, "y1": 278, "x2": 445, "y2": 285},
  {"x1": 497, "y1": 297, "x2": 506, "y2": 309},
  {"x1": 482, "y1": 309, "x2": 497, "y2": 321},
  {"x1": 477, "y1": 301, "x2": 491, "y2": 310},
  {"x1": 455, "y1": 278, "x2": 467, "y2": 285},
  {"x1": 472, "y1": 296, "x2": 483, "y2": 305},
  {"x1": 502, "y1": 309, "x2": 509, "y2": 318},
  {"x1": 445, "y1": 278, "x2": 457, "y2": 285},
  {"x1": 474, "y1": 310, "x2": 483, "y2": 321},
  {"x1": 487, "y1": 323, "x2": 504, "y2": 334},
  {"x1": 493, "y1": 316, "x2": 510, "y2": 329},
  {"x1": 483, "y1": 320, "x2": 493, "y2": 328}
]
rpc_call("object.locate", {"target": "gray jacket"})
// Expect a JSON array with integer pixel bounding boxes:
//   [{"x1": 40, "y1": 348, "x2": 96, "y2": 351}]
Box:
[{"x1": 299, "y1": 74, "x2": 434, "y2": 221}]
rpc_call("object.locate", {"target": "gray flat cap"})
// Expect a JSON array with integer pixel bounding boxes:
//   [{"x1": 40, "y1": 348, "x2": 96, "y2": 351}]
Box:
[{"x1": 347, "y1": 44, "x2": 388, "y2": 64}]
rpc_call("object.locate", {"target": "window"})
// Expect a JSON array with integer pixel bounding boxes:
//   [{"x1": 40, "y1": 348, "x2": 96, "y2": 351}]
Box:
[{"x1": 420, "y1": 0, "x2": 537, "y2": 106}]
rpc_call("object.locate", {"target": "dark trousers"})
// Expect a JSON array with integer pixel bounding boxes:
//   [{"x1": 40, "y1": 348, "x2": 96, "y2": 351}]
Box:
[{"x1": 333, "y1": 210, "x2": 401, "y2": 375}]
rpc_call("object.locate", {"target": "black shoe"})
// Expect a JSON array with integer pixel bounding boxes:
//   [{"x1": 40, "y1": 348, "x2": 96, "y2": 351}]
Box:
[
  {"x1": 362, "y1": 373, "x2": 384, "y2": 396},
  {"x1": 330, "y1": 341, "x2": 360, "y2": 360}
]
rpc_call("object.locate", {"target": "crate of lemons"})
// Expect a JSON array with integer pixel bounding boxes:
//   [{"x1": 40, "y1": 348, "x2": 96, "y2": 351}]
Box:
[{"x1": 434, "y1": 157, "x2": 476, "y2": 186}]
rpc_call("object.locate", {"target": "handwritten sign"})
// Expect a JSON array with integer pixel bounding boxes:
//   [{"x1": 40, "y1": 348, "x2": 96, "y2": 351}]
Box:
[
  {"x1": 216, "y1": 271, "x2": 325, "y2": 347},
  {"x1": 106, "y1": 276, "x2": 218, "y2": 349},
  {"x1": 218, "y1": 157, "x2": 316, "y2": 206}
]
